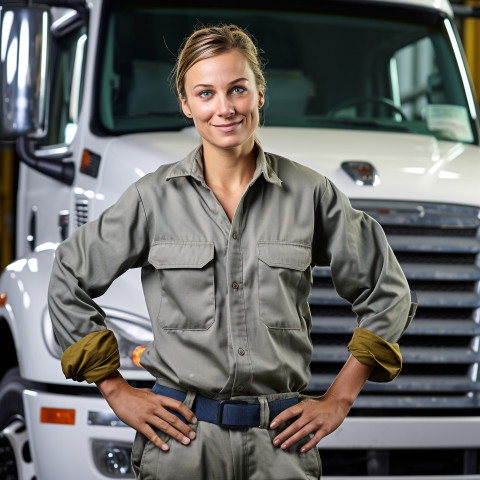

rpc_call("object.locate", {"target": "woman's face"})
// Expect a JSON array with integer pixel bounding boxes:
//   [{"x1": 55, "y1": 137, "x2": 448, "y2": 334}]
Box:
[{"x1": 181, "y1": 49, "x2": 264, "y2": 153}]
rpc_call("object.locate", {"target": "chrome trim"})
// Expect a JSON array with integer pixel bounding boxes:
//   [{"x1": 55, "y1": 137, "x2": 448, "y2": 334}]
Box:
[
  {"x1": 0, "y1": 6, "x2": 50, "y2": 137},
  {"x1": 354, "y1": 200, "x2": 480, "y2": 228},
  {"x1": 33, "y1": 143, "x2": 70, "y2": 158},
  {"x1": 87, "y1": 411, "x2": 127, "y2": 428},
  {"x1": 51, "y1": 10, "x2": 77, "y2": 32},
  {"x1": 341, "y1": 160, "x2": 380, "y2": 186},
  {"x1": 74, "y1": 198, "x2": 89, "y2": 227}
]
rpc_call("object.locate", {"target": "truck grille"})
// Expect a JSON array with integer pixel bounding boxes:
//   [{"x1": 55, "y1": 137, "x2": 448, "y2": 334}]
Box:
[{"x1": 306, "y1": 201, "x2": 480, "y2": 409}]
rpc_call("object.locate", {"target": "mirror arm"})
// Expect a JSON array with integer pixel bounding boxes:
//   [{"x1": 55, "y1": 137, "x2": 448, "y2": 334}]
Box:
[{"x1": 16, "y1": 137, "x2": 75, "y2": 186}]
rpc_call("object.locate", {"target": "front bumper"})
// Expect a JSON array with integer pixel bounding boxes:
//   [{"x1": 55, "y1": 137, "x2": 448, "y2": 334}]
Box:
[
  {"x1": 319, "y1": 415, "x2": 480, "y2": 449},
  {"x1": 23, "y1": 388, "x2": 136, "y2": 480},
  {"x1": 318, "y1": 415, "x2": 480, "y2": 479},
  {"x1": 23, "y1": 388, "x2": 480, "y2": 480}
]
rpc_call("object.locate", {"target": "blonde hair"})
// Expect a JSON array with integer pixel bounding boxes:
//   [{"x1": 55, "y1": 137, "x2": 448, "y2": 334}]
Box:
[{"x1": 173, "y1": 23, "x2": 266, "y2": 100}]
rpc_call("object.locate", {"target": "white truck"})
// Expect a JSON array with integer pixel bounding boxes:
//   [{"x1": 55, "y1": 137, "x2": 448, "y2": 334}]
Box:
[{"x1": 1, "y1": 0, "x2": 480, "y2": 478}]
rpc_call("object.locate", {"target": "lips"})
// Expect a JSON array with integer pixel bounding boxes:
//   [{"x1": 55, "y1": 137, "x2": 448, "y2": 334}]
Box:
[{"x1": 214, "y1": 120, "x2": 242, "y2": 133}]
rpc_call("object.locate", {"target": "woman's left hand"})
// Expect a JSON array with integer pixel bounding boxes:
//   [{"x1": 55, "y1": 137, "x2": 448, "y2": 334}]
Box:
[
  {"x1": 269, "y1": 354, "x2": 374, "y2": 452},
  {"x1": 269, "y1": 392, "x2": 350, "y2": 453}
]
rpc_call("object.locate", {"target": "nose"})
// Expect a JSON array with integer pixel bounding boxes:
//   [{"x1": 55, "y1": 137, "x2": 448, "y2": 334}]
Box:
[{"x1": 216, "y1": 93, "x2": 235, "y2": 117}]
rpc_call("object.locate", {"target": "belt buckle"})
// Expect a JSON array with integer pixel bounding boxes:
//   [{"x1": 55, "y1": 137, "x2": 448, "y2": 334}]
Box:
[{"x1": 217, "y1": 399, "x2": 249, "y2": 428}]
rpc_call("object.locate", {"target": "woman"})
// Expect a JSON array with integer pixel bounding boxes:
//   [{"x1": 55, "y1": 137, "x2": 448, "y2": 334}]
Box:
[{"x1": 48, "y1": 24, "x2": 415, "y2": 479}]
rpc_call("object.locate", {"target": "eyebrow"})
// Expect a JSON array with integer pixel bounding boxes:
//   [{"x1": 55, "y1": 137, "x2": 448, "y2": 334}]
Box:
[{"x1": 193, "y1": 77, "x2": 249, "y2": 89}]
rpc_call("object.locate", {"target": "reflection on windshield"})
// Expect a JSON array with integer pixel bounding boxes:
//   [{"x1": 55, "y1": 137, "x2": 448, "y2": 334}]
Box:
[{"x1": 96, "y1": 3, "x2": 476, "y2": 144}]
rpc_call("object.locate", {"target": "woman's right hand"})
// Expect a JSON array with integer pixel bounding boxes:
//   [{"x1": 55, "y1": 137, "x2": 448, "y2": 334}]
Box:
[{"x1": 96, "y1": 371, "x2": 197, "y2": 451}]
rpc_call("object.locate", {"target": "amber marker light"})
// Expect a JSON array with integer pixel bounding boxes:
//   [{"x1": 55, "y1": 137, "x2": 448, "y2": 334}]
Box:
[
  {"x1": 80, "y1": 149, "x2": 101, "y2": 176},
  {"x1": 0, "y1": 292, "x2": 7, "y2": 307},
  {"x1": 40, "y1": 407, "x2": 76, "y2": 425},
  {"x1": 80, "y1": 149, "x2": 91, "y2": 169},
  {"x1": 132, "y1": 346, "x2": 147, "y2": 368}
]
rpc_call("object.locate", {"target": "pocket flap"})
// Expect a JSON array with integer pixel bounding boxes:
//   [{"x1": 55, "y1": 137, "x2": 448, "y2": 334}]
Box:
[
  {"x1": 149, "y1": 241, "x2": 214, "y2": 269},
  {"x1": 257, "y1": 241, "x2": 311, "y2": 271}
]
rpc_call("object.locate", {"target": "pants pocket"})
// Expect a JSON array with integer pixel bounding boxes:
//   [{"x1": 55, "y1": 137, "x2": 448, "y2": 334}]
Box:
[
  {"x1": 299, "y1": 441, "x2": 322, "y2": 479},
  {"x1": 131, "y1": 431, "x2": 148, "y2": 478}
]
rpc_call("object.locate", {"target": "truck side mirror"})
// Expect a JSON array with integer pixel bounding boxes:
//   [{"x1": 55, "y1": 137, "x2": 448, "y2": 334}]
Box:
[{"x1": 0, "y1": 5, "x2": 51, "y2": 140}]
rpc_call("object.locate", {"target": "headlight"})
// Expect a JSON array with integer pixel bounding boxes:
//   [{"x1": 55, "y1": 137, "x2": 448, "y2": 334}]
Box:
[
  {"x1": 104, "y1": 309, "x2": 153, "y2": 370},
  {"x1": 43, "y1": 308, "x2": 153, "y2": 370},
  {"x1": 92, "y1": 440, "x2": 133, "y2": 478}
]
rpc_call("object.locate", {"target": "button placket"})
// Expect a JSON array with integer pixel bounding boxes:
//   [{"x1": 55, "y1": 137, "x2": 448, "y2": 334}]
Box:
[{"x1": 228, "y1": 211, "x2": 252, "y2": 395}]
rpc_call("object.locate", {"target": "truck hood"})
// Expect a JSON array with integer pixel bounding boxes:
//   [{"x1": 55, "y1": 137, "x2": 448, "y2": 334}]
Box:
[
  {"x1": 96, "y1": 126, "x2": 480, "y2": 215},
  {"x1": 260, "y1": 128, "x2": 479, "y2": 206}
]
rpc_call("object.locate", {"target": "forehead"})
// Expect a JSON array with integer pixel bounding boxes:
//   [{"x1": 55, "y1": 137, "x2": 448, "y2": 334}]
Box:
[{"x1": 185, "y1": 50, "x2": 254, "y2": 86}]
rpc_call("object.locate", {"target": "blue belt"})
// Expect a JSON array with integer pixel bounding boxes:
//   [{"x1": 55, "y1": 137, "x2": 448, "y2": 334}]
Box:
[{"x1": 152, "y1": 384, "x2": 298, "y2": 429}]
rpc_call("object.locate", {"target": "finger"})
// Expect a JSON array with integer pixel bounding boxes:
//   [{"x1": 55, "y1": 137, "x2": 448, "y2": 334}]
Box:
[
  {"x1": 299, "y1": 432, "x2": 324, "y2": 453},
  {"x1": 154, "y1": 407, "x2": 197, "y2": 441},
  {"x1": 276, "y1": 423, "x2": 316, "y2": 450},
  {"x1": 149, "y1": 414, "x2": 194, "y2": 446},
  {"x1": 157, "y1": 396, "x2": 198, "y2": 425},
  {"x1": 141, "y1": 424, "x2": 171, "y2": 452},
  {"x1": 269, "y1": 403, "x2": 304, "y2": 429},
  {"x1": 272, "y1": 417, "x2": 310, "y2": 448}
]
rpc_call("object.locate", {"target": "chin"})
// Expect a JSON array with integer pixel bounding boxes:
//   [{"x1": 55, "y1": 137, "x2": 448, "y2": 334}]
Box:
[{"x1": 211, "y1": 136, "x2": 250, "y2": 150}]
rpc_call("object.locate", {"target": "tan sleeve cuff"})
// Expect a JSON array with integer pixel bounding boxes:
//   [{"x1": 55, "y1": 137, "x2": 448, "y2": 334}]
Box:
[
  {"x1": 61, "y1": 330, "x2": 120, "y2": 383},
  {"x1": 347, "y1": 327, "x2": 402, "y2": 382}
]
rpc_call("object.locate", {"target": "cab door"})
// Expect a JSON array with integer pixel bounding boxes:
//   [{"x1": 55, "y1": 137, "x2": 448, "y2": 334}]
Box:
[{"x1": 15, "y1": 10, "x2": 87, "y2": 258}]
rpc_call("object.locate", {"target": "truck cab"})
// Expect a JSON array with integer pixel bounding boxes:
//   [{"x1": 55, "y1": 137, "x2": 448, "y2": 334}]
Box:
[{"x1": 1, "y1": 0, "x2": 480, "y2": 478}]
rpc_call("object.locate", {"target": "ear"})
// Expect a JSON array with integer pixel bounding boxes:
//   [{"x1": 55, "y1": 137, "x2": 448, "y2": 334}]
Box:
[
  {"x1": 181, "y1": 96, "x2": 193, "y2": 118},
  {"x1": 258, "y1": 91, "x2": 265, "y2": 109}
]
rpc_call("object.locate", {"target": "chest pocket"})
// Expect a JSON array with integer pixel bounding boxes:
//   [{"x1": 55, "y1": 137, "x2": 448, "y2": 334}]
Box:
[
  {"x1": 258, "y1": 241, "x2": 311, "y2": 329},
  {"x1": 148, "y1": 241, "x2": 215, "y2": 330}
]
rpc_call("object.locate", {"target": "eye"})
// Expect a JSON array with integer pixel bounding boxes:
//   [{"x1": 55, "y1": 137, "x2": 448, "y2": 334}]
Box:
[
  {"x1": 199, "y1": 90, "x2": 212, "y2": 99},
  {"x1": 231, "y1": 86, "x2": 246, "y2": 94}
]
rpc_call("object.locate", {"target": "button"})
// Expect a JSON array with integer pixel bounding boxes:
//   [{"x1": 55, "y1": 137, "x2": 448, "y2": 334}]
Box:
[
  {"x1": 232, "y1": 282, "x2": 239, "y2": 290},
  {"x1": 236, "y1": 385, "x2": 245, "y2": 392},
  {"x1": 238, "y1": 348, "x2": 245, "y2": 356},
  {"x1": 232, "y1": 232, "x2": 238, "y2": 240}
]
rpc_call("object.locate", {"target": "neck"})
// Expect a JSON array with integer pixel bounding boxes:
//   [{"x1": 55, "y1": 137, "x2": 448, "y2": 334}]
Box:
[{"x1": 202, "y1": 140, "x2": 257, "y2": 190}]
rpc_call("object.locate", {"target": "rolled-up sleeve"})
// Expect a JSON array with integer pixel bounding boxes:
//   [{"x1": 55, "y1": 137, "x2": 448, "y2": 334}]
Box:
[
  {"x1": 47, "y1": 183, "x2": 149, "y2": 382},
  {"x1": 313, "y1": 178, "x2": 416, "y2": 381},
  {"x1": 60, "y1": 330, "x2": 120, "y2": 383},
  {"x1": 347, "y1": 327, "x2": 402, "y2": 382}
]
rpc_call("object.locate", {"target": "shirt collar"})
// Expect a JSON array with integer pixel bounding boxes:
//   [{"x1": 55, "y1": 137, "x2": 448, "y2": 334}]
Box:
[{"x1": 166, "y1": 143, "x2": 283, "y2": 187}]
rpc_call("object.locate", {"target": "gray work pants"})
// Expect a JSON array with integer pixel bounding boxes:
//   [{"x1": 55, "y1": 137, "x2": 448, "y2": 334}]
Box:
[{"x1": 131, "y1": 391, "x2": 321, "y2": 479}]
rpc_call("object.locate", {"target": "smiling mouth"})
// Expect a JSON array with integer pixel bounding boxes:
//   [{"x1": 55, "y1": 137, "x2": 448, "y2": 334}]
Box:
[{"x1": 214, "y1": 121, "x2": 242, "y2": 132}]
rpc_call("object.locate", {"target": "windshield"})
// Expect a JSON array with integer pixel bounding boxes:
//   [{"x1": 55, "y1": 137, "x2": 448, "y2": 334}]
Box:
[{"x1": 94, "y1": 1, "x2": 478, "y2": 144}]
